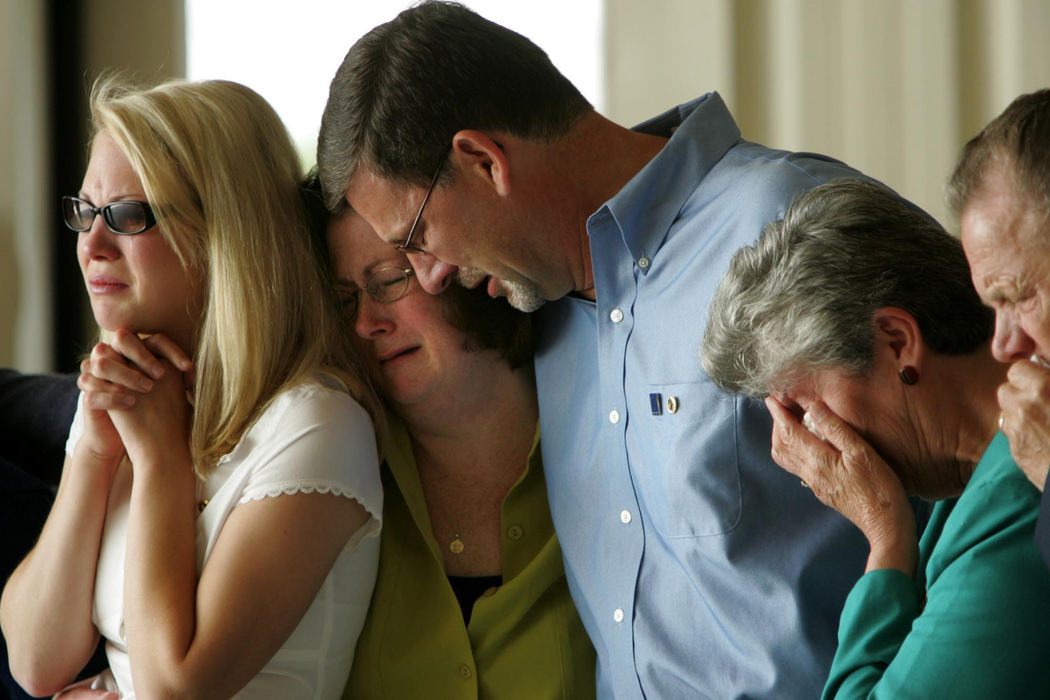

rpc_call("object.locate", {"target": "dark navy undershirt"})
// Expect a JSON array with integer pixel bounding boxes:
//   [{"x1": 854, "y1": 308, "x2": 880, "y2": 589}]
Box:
[{"x1": 447, "y1": 575, "x2": 502, "y2": 625}]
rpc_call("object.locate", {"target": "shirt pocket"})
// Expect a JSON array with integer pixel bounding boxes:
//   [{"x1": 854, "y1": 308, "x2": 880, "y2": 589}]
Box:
[{"x1": 633, "y1": 380, "x2": 741, "y2": 538}]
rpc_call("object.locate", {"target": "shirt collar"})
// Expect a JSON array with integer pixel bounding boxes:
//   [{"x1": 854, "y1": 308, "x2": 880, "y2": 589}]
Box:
[{"x1": 591, "y1": 92, "x2": 741, "y2": 262}]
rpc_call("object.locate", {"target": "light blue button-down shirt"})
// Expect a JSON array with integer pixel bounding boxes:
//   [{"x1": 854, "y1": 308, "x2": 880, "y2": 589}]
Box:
[{"x1": 535, "y1": 93, "x2": 876, "y2": 699}]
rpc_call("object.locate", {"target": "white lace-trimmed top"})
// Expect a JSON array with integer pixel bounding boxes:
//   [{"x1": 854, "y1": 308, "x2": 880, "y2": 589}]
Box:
[{"x1": 65, "y1": 375, "x2": 382, "y2": 699}]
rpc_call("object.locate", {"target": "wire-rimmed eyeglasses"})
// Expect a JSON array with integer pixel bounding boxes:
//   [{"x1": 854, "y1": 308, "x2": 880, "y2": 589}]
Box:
[
  {"x1": 396, "y1": 150, "x2": 449, "y2": 254},
  {"x1": 339, "y1": 266, "x2": 416, "y2": 318}
]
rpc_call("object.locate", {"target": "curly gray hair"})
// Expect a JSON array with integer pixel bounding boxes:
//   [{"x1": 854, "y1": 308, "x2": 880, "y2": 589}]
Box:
[{"x1": 701, "y1": 179, "x2": 993, "y2": 397}]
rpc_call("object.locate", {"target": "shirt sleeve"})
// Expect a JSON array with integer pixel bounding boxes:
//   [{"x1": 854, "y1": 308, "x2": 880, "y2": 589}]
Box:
[
  {"x1": 235, "y1": 384, "x2": 382, "y2": 523},
  {"x1": 823, "y1": 474, "x2": 1050, "y2": 699}
]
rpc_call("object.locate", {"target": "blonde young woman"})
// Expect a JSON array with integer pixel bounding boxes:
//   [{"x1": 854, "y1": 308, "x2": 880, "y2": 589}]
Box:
[{"x1": 0, "y1": 79, "x2": 383, "y2": 699}]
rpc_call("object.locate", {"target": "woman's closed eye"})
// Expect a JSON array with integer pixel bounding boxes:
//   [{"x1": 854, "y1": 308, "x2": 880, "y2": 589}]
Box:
[{"x1": 334, "y1": 284, "x2": 361, "y2": 318}]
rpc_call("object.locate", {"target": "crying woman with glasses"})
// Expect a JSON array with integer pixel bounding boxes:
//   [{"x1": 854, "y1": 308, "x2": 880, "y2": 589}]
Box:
[
  {"x1": 1, "y1": 77, "x2": 384, "y2": 698},
  {"x1": 304, "y1": 184, "x2": 596, "y2": 699}
]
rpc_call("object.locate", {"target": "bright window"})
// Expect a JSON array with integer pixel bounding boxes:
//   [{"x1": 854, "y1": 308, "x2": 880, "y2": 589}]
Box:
[{"x1": 185, "y1": 1, "x2": 604, "y2": 168}]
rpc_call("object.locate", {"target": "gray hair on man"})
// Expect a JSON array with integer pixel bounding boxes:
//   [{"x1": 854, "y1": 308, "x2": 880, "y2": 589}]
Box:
[
  {"x1": 701, "y1": 178, "x2": 993, "y2": 398},
  {"x1": 947, "y1": 88, "x2": 1050, "y2": 223}
]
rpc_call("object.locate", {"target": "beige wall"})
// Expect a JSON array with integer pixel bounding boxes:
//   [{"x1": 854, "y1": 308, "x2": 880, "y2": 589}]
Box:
[
  {"x1": 1, "y1": 1, "x2": 48, "y2": 371},
  {"x1": 84, "y1": 0, "x2": 185, "y2": 84},
  {"x1": 604, "y1": 0, "x2": 1050, "y2": 230}
]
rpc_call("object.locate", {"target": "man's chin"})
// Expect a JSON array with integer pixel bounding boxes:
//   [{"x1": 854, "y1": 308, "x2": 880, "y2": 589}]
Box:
[
  {"x1": 497, "y1": 279, "x2": 546, "y2": 312},
  {"x1": 455, "y1": 267, "x2": 546, "y2": 312}
]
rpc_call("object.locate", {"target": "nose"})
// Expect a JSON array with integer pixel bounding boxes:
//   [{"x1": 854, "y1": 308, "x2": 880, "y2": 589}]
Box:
[
  {"x1": 990, "y1": 309, "x2": 1035, "y2": 363},
  {"x1": 408, "y1": 254, "x2": 456, "y2": 294},
  {"x1": 79, "y1": 215, "x2": 120, "y2": 261},
  {"x1": 354, "y1": 295, "x2": 395, "y2": 340}
]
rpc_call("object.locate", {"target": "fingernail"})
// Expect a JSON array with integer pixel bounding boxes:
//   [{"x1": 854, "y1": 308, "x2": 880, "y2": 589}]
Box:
[
  {"x1": 121, "y1": 394, "x2": 135, "y2": 407},
  {"x1": 152, "y1": 364, "x2": 165, "y2": 379},
  {"x1": 139, "y1": 377, "x2": 154, "y2": 391}
]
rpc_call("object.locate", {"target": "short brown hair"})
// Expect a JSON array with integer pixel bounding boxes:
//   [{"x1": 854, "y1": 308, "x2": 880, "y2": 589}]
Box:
[{"x1": 317, "y1": 0, "x2": 592, "y2": 210}]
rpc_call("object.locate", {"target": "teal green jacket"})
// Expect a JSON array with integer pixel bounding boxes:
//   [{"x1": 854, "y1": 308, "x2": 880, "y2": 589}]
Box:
[{"x1": 824, "y1": 431, "x2": 1050, "y2": 698}]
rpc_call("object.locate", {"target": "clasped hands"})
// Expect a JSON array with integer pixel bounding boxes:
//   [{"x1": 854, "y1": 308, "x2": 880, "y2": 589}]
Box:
[{"x1": 77, "y1": 329, "x2": 195, "y2": 470}]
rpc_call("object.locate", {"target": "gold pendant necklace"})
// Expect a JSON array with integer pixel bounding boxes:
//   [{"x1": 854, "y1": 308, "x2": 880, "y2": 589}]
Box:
[{"x1": 449, "y1": 533, "x2": 465, "y2": 555}]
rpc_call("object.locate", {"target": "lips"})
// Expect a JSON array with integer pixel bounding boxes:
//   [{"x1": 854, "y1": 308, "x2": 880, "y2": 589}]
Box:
[
  {"x1": 87, "y1": 276, "x2": 129, "y2": 294},
  {"x1": 377, "y1": 346, "x2": 420, "y2": 364}
]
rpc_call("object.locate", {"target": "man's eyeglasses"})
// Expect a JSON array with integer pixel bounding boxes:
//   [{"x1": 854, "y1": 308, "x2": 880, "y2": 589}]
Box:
[
  {"x1": 396, "y1": 151, "x2": 448, "y2": 254},
  {"x1": 62, "y1": 196, "x2": 157, "y2": 235},
  {"x1": 339, "y1": 266, "x2": 416, "y2": 318}
]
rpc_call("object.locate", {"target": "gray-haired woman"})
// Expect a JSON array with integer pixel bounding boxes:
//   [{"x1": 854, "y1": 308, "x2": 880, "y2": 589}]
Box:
[{"x1": 702, "y1": 178, "x2": 1050, "y2": 698}]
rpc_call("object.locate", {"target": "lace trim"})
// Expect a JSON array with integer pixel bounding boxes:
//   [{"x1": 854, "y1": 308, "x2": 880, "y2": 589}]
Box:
[{"x1": 237, "y1": 485, "x2": 378, "y2": 520}]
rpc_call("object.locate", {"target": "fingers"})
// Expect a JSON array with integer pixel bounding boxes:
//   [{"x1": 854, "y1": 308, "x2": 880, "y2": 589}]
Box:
[
  {"x1": 765, "y1": 396, "x2": 836, "y2": 482},
  {"x1": 999, "y1": 369, "x2": 1050, "y2": 435},
  {"x1": 1007, "y1": 357, "x2": 1050, "y2": 385},
  {"x1": 140, "y1": 332, "x2": 194, "y2": 373},
  {"x1": 803, "y1": 400, "x2": 869, "y2": 458},
  {"x1": 54, "y1": 687, "x2": 119, "y2": 699},
  {"x1": 85, "y1": 342, "x2": 153, "y2": 396},
  {"x1": 82, "y1": 331, "x2": 195, "y2": 398},
  {"x1": 998, "y1": 360, "x2": 1050, "y2": 488},
  {"x1": 107, "y1": 329, "x2": 167, "y2": 380},
  {"x1": 79, "y1": 358, "x2": 136, "y2": 410}
]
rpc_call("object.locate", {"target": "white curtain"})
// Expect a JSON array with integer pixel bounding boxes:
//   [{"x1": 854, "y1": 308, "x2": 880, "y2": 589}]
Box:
[{"x1": 603, "y1": 0, "x2": 1050, "y2": 229}]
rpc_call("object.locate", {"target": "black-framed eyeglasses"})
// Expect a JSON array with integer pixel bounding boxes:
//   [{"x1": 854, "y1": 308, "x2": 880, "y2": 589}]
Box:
[
  {"x1": 62, "y1": 196, "x2": 157, "y2": 235},
  {"x1": 396, "y1": 151, "x2": 448, "y2": 254},
  {"x1": 339, "y1": 266, "x2": 416, "y2": 318}
]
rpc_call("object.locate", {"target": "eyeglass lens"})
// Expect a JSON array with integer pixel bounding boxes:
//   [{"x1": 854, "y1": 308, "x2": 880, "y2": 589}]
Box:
[
  {"x1": 367, "y1": 268, "x2": 412, "y2": 303},
  {"x1": 62, "y1": 197, "x2": 155, "y2": 235},
  {"x1": 340, "y1": 268, "x2": 413, "y2": 319}
]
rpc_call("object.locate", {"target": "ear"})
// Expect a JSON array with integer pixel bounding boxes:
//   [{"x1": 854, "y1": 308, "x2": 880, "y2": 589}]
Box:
[
  {"x1": 872, "y1": 307, "x2": 924, "y2": 366},
  {"x1": 450, "y1": 129, "x2": 511, "y2": 197}
]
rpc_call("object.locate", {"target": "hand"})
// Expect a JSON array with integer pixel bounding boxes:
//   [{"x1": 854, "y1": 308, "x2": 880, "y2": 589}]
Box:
[
  {"x1": 80, "y1": 331, "x2": 194, "y2": 470},
  {"x1": 766, "y1": 396, "x2": 917, "y2": 575},
  {"x1": 53, "y1": 675, "x2": 119, "y2": 699},
  {"x1": 106, "y1": 357, "x2": 193, "y2": 470},
  {"x1": 998, "y1": 359, "x2": 1050, "y2": 492},
  {"x1": 80, "y1": 330, "x2": 194, "y2": 411}
]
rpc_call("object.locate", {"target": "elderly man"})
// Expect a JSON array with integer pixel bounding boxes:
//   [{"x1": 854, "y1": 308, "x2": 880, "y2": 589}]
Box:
[
  {"x1": 318, "y1": 3, "x2": 923, "y2": 697},
  {"x1": 953, "y1": 88, "x2": 1050, "y2": 567}
]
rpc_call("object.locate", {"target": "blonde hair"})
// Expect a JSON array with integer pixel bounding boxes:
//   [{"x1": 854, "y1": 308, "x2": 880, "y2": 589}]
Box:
[{"x1": 90, "y1": 76, "x2": 382, "y2": 475}]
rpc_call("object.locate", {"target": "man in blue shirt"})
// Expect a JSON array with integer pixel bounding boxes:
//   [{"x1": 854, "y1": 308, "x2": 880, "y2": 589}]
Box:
[{"x1": 318, "y1": 2, "x2": 892, "y2": 696}]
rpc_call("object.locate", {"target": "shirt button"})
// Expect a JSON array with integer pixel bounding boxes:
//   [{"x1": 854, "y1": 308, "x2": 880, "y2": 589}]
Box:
[
  {"x1": 609, "y1": 308, "x2": 624, "y2": 323},
  {"x1": 613, "y1": 608, "x2": 625, "y2": 623},
  {"x1": 507, "y1": 524, "x2": 524, "y2": 541},
  {"x1": 458, "y1": 664, "x2": 473, "y2": 679},
  {"x1": 620, "y1": 510, "x2": 632, "y2": 524},
  {"x1": 609, "y1": 409, "x2": 620, "y2": 424},
  {"x1": 638, "y1": 257, "x2": 650, "y2": 269}
]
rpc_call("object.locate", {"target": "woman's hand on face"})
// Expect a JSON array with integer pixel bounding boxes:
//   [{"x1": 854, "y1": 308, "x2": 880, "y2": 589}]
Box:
[
  {"x1": 765, "y1": 396, "x2": 918, "y2": 576},
  {"x1": 998, "y1": 359, "x2": 1050, "y2": 492}
]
